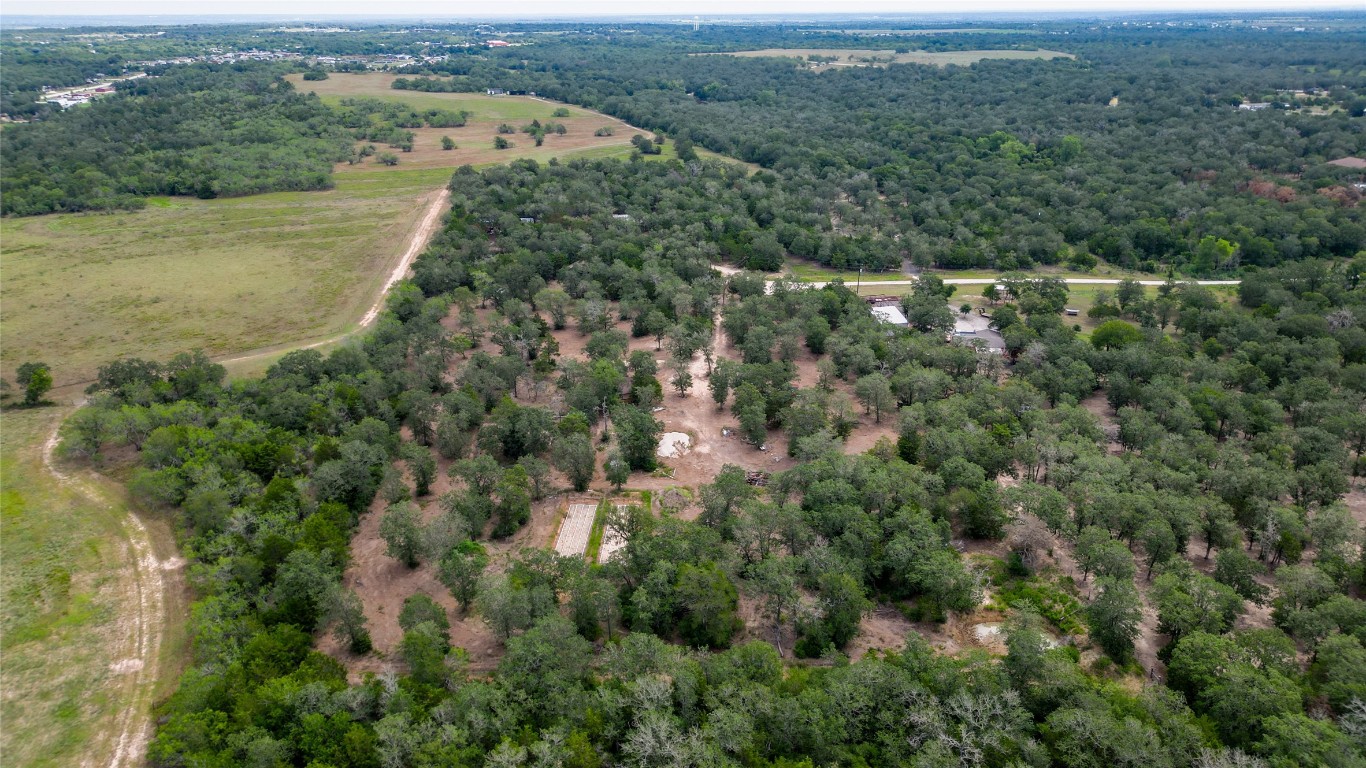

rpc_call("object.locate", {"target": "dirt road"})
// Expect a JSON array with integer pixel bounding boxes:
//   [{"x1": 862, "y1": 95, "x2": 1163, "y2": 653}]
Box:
[
  {"x1": 803, "y1": 277, "x2": 1241, "y2": 288},
  {"x1": 33, "y1": 187, "x2": 451, "y2": 762},
  {"x1": 41, "y1": 415, "x2": 184, "y2": 768}
]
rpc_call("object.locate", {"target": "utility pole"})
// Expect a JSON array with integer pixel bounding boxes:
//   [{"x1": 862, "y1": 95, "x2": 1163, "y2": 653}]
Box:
[{"x1": 857, "y1": 267, "x2": 863, "y2": 294}]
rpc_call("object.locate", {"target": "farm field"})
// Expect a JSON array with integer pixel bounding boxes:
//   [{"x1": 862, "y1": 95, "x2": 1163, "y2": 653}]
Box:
[
  {"x1": 287, "y1": 73, "x2": 648, "y2": 172},
  {"x1": 0, "y1": 168, "x2": 448, "y2": 389},
  {"x1": 710, "y1": 47, "x2": 1075, "y2": 67},
  {"x1": 0, "y1": 407, "x2": 186, "y2": 768}
]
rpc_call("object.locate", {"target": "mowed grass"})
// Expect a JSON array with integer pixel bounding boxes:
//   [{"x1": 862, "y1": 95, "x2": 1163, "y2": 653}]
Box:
[
  {"x1": 711, "y1": 47, "x2": 1075, "y2": 68},
  {"x1": 0, "y1": 168, "x2": 448, "y2": 388},
  {"x1": 287, "y1": 73, "x2": 645, "y2": 172},
  {"x1": 0, "y1": 408, "x2": 163, "y2": 767}
]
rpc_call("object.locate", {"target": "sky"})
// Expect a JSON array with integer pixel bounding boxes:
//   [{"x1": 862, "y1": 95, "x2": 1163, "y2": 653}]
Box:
[{"x1": 4, "y1": 0, "x2": 1359, "y2": 18}]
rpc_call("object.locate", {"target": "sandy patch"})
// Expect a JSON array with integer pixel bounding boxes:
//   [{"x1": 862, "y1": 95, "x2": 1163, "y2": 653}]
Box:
[{"x1": 657, "y1": 432, "x2": 692, "y2": 458}]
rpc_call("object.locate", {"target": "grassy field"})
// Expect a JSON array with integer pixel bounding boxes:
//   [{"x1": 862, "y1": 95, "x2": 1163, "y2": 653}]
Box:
[
  {"x1": 287, "y1": 73, "x2": 648, "y2": 172},
  {"x1": 0, "y1": 407, "x2": 186, "y2": 768},
  {"x1": 711, "y1": 48, "x2": 1075, "y2": 68},
  {"x1": 784, "y1": 261, "x2": 908, "y2": 282},
  {"x1": 0, "y1": 168, "x2": 449, "y2": 389}
]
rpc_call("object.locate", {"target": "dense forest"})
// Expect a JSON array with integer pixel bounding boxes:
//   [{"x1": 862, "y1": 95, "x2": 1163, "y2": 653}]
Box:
[
  {"x1": 50, "y1": 155, "x2": 1366, "y2": 767},
  {"x1": 0, "y1": 64, "x2": 355, "y2": 214},
  {"x1": 5, "y1": 21, "x2": 1363, "y2": 276},
  {"x1": 395, "y1": 25, "x2": 1366, "y2": 274}
]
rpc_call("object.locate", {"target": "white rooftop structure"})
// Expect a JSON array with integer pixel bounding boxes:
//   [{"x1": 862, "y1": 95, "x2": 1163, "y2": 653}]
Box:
[{"x1": 872, "y1": 305, "x2": 909, "y2": 327}]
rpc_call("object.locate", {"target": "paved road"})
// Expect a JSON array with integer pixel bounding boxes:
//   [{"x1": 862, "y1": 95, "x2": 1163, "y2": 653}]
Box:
[{"x1": 803, "y1": 277, "x2": 1241, "y2": 289}]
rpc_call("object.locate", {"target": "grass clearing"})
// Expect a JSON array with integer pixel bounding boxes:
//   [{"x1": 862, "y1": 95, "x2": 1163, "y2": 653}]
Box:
[
  {"x1": 924, "y1": 263, "x2": 1157, "y2": 282},
  {"x1": 709, "y1": 48, "x2": 1075, "y2": 69},
  {"x1": 784, "y1": 261, "x2": 907, "y2": 283},
  {"x1": 585, "y1": 500, "x2": 610, "y2": 564},
  {"x1": 288, "y1": 73, "x2": 644, "y2": 172},
  {"x1": 0, "y1": 169, "x2": 445, "y2": 388},
  {"x1": 289, "y1": 73, "x2": 756, "y2": 175},
  {"x1": 0, "y1": 407, "x2": 186, "y2": 768}
]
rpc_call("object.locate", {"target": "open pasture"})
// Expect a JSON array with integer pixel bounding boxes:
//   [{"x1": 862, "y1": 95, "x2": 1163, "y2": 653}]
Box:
[
  {"x1": 711, "y1": 47, "x2": 1075, "y2": 68},
  {"x1": 0, "y1": 169, "x2": 448, "y2": 388},
  {"x1": 287, "y1": 73, "x2": 644, "y2": 172}
]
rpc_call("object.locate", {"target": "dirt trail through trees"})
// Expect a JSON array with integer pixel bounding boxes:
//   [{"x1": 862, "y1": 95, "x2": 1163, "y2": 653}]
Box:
[
  {"x1": 34, "y1": 187, "x2": 451, "y2": 762},
  {"x1": 41, "y1": 416, "x2": 183, "y2": 768}
]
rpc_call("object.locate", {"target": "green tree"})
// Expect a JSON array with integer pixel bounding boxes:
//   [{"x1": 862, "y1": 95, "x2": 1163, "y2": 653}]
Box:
[
  {"x1": 854, "y1": 373, "x2": 895, "y2": 423},
  {"x1": 400, "y1": 621, "x2": 450, "y2": 687},
  {"x1": 422, "y1": 506, "x2": 470, "y2": 562},
  {"x1": 440, "y1": 135, "x2": 455, "y2": 150},
  {"x1": 675, "y1": 562, "x2": 742, "y2": 648},
  {"x1": 797, "y1": 571, "x2": 872, "y2": 656},
  {"x1": 534, "y1": 288, "x2": 572, "y2": 330},
  {"x1": 732, "y1": 382, "x2": 768, "y2": 445},
  {"x1": 493, "y1": 465, "x2": 532, "y2": 538},
  {"x1": 612, "y1": 406, "x2": 663, "y2": 471},
  {"x1": 401, "y1": 443, "x2": 436, "y2": 497},
  {"x1": 1091, "y1": 320, "x2": 1144, "y2": 350},
  {"x1": 1214, "y1": 549, "x2": 1268, "y2": 604},
  {"x1": 326, "y1": 588, "x2": 372, "y2": 655},
  {"x1": 477, "y1": 573, "x2": 533, "y2": 643},
  {"x1": 379, "y1": 502, "x2": 424, "y2": 568},
  {"x1": 1200, "y1": 665, "x2": 1303, "y2": 748},
  {"x1": 605, "y1": 449, "x2": 629, "y2": 491},
  {"x1": 1087, "y1": 577, "x2": 1142, "y2": 662},
  {"x1": 399, "y1": 593, "x2": 450, "y2": 634},
  {"x1": 517, "y1": 455, "x2": 551, "y2": 500},
  {"x1": 1139, "y1": 517, "x2": 1178, "y2": 579},
  {"x1": 710, "y1": 359, "x2": 736, "y2": 409},
  {"x1": 698, "y1": 464, "x2": 754, "y2": 535},
  {"x1": 553, "y1": 433, "x2": 596, "y2": 492},
  {"x1": 16, "y1": 362, "x2": 51, "y2": 406},
  {"x1": 1152, "y1": 567, "x2": 1243, "y2": 648},
  {"x1": 438, "y1": 540, "x2": 488, "y2": 613}
]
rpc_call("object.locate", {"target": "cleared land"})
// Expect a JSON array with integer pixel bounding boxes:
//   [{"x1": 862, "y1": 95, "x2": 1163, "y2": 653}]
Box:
[
  {"x1": 0, "y1": 168, "x2": 448, "y2": 389},
  {"x1": 711, "y1": 48, "x2": 1075, "y2": 68},
  {"x1": 0, "y1": 407, "x2": 186, "y2": 768},
  {"x1": 287, "y1": 73, "x2": 650, "y2": 172}
]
